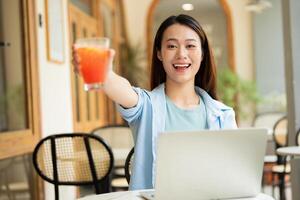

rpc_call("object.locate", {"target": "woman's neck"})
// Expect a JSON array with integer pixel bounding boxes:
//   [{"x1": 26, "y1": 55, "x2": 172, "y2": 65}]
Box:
[{"x1": 165, "y1": 80, "x2": 200, "y2": 109}]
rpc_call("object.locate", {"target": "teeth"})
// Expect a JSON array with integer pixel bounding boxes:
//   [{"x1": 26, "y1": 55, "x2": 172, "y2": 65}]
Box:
[
  {"x1": 174, "y1": 64, "x2": 189, "y2": 67},
  {"x1": 173, "y1": 64, "x2": 191, "y2": 69}
]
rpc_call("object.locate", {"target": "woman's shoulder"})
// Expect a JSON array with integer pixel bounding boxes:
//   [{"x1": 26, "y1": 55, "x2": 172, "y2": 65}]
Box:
[
  {"x1": 212, "y1": 99, "x2": 233, "y2": 111},
  {"x1": 127, "y1": 84, "x2": 165, "y2": 108},
  {"x1": 148, "y1": 84, "x2": 165, "y2": 99},
  {"x1": 196, "y1": 87, "x2": 237, "y2": 128},
  {"x1": 132, "y1": 86, "x2": 151, "y2": 99},
  {"x1": 195, "y1": 87, "x2": 233, "y2": 111}
]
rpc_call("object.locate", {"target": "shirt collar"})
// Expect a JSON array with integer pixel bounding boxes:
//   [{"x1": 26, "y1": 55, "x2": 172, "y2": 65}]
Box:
[{"x1": 151, "y1": 83, "x2": 232, "y2": 117}]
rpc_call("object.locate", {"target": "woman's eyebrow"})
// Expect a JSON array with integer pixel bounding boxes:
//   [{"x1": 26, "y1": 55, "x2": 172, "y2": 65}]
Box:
[
  {"x1": 185, "y1": 39, "x2": 197, "y2": 42},
  {"x1": 166, "y1": 38, "x2": 178, "y2": 42},
  {"x1": 166, "y1": 38, "x2": 197, "y2": 42}
]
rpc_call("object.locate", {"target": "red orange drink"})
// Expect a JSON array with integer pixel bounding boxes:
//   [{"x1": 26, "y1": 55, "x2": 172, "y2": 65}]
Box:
[{"x1": 76, "y1": 37, "x2": 110, "y2": 91}]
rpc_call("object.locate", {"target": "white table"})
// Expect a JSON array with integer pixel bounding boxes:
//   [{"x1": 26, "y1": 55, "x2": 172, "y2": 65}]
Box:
[
  {"x1": 78, "y1": 189, "x2": 275, "y2": 200},
  {"x1": 276, "y1": 146, "x2": 300, "y2": 200},
  {"x1": 276, "y1": 146, "x2": 300, "y2": 156}
]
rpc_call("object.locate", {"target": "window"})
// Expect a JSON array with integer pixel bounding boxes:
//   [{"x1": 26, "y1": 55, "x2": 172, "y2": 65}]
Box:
[{"x1": 0, "y1": 0, "x2": 40, "y2": 159}]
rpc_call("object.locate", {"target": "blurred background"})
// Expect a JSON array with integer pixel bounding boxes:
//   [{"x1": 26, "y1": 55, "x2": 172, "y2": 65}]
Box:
[{"x1": 0, "y1": 0, "x2": 299, "y2": 199}]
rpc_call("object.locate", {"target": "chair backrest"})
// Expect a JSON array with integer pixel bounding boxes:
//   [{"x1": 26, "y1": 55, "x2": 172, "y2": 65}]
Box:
[
  {"x1": 273, "y1": 116, "x2": 288, "y2": 148},
  {"x1": 296, "y1": 128, "x2": 300, "y2": 146},
  {"x1": 273, "y1": 116, "x2": 288, "y2": 165},
  {"x1": 91, "y1": 124, "x2": 134, "y2": 149},
  {"x1": 124, "y1": 147, "x2": 134, "y2": 184},
  {"x1": 32, "y1": 133, "x2": 114, "y2": 200},
  {"x1": 0, "y1": 155, "x2": 32, "y2": 199},
  {"x1": 252, "y1": 112, "x2": 286, "y2": 129}
]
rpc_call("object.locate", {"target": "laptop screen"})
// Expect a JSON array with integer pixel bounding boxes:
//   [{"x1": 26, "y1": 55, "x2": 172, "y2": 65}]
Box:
[{"x1": 154, "y1": 128, "x2": 268, "y2": 200}]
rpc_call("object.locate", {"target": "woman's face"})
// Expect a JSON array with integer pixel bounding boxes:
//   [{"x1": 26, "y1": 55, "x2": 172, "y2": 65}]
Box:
[{"x1": 158, "y1": 23, "x2": 202, "y2": 86}]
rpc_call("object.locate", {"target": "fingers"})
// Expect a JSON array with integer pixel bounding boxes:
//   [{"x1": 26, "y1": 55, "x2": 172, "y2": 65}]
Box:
[
  {"x1": 71, "y1": 46, "x2": 115, "y2": 75},
  {"x1": 108, "y1": 49, "x2": 115, "y2": 58}
]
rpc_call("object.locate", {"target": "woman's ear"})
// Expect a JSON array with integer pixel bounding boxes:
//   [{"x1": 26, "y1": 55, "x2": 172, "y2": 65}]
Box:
[{"x1": 157, "y1": 51, "x2": 163, "y2": 61}]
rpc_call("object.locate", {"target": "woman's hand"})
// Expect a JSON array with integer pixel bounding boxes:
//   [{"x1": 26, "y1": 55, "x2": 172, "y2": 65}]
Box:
[{"x1": 106, "y1": 49, "x2": 115, "y2": 75}]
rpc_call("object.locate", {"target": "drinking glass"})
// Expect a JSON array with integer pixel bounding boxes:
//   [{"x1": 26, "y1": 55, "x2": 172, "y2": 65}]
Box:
[{"x1": 76, "y1": 37, "x2": 110, "y2": 91}]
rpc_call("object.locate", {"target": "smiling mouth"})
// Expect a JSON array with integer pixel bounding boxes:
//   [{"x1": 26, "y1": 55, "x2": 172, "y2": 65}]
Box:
[{"x1": 172, "y1": 64, "x2": 191, "y2": 69}]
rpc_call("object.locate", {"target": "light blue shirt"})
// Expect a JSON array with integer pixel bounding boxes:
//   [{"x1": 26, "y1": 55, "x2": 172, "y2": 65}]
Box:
[
  {"x1": 117, "y1": 83, "x2": 237, "y2": 190},
  {"x1": 165, "y1": 95, "x2": 207, "y2": 131}
]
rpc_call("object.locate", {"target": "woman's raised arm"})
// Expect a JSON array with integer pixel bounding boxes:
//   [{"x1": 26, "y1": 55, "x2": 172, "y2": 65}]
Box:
[{"x1": 103, "y1": 69, "x2": 138, "y2": 108}]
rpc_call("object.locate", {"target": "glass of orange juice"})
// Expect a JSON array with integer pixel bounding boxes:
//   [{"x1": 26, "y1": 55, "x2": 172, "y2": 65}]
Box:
[{"x1": 76, "y1": 37, "x2": 110, "y2": 91}]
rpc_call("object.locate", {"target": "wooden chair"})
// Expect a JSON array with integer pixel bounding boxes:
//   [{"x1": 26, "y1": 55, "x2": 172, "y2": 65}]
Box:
[
  {"x1": 271, "y1": 116, "x2": 289, "y2": 200},
  {"x1": 296, "y1": 128, "x2": 300, "y2": 146},
  {"x1": 32, "y1": 133, "x2": 114, "y2": 200},
  {"x1": 91, "y1": 124, "x2": 134, "y2": 191},
  {"x1": 0, "y1": 155, "x2": 33, "y2": 200},
  {"x1": 252, "y1": 112, "x2": 286, "y2": 130},
  {"x1": 252, "y1": 112, "x2": 286, "y2": 189},
  {"x1": 272, "y1": 127, "x2": 300, "y2": 200},
  {"x1": 125, "y1": 147, "x2": 134, "y2": 184}
]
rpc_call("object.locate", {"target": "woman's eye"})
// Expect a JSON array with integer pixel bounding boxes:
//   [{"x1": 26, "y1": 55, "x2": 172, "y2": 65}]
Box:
[
  {"x1": 187, "y1": 44, "x2": 196, "y2": 48},
  {"x1": 167, "y1": 44, "x2": 177, "y2": 49}
]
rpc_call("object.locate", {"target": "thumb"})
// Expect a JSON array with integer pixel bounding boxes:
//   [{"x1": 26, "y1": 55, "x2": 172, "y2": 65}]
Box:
[{"x1": 107, "y1": 49, "x2": 115, "y2": 71}]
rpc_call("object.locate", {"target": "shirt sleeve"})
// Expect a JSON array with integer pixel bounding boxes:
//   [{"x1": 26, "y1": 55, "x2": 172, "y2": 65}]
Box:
[{"x1": 116, "y1": 87, "x2": 148, "y2": 125}]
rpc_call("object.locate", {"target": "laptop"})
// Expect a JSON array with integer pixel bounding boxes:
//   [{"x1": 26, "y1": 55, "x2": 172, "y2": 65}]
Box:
[{"x1": 140, "y1": 128, "x2": 268, "y2": 200}]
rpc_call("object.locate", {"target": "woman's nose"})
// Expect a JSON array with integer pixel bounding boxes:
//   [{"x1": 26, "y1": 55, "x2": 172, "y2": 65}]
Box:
[{"x1": 176, "y1": 46, "x2": 188, "y2": 59}]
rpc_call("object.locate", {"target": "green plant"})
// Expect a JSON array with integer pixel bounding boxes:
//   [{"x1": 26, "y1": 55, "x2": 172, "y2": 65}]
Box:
[
  {"x1": 217, "y1": 68, "x2": 260, "y2": 118},
  {"x1": 121, "y1": 42, "x2": 148, "y2": 87}
]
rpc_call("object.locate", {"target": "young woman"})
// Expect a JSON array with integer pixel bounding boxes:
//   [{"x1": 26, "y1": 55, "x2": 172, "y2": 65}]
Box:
[{"x1": 73, "y1": 14, "x2": 237, "y2": 190}]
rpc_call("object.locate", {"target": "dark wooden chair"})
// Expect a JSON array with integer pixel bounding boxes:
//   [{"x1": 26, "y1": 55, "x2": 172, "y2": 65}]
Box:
[
  {"x1": 296, "y1": 128, "x2": 300, "y2": 146},
  {"x1": 252, "y1": 112, "x2": 286, "y2": 190},
  {"x1": 271, "y1": 116, "x2": 289, "y2": 200},
  {"x1": 32, "y1": 133, "x2": 114, "y2": 200},
  {"x1": 125, "y1": 147, "x2": 134, "y2": 184}
]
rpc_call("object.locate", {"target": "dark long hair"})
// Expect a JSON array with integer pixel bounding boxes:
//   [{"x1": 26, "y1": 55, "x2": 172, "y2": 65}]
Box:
[{"x1": 150, "y1": 14, "x2": 218, "y2": 100}]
